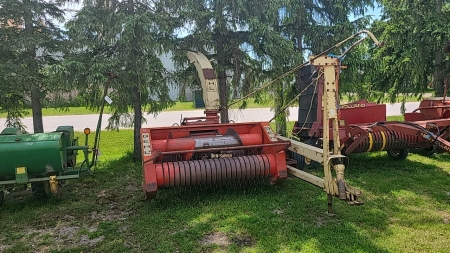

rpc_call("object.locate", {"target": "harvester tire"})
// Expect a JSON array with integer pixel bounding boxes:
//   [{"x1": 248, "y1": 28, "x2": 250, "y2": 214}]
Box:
[
  {"x1": 387, "y1": 149, "x2": 409, "y2": 160},
  {"x1": 31, "y1": 182, "x2": 50, "y2": 199},
  {"x1": 416, "y1": 146, "x2": 436, "y2": 157},
  {"x1": 54, "y1": 180, "x2": 66, "y2": 199},
  {"x1": 287, "y1": 138, "x2": 320, "y2": 170},
  {"x1": 67, "y1": 156, "x2": 76, "y2": 168},
  {"x1": 288, "y1": 151, "x2": 307, "y2": 170}
]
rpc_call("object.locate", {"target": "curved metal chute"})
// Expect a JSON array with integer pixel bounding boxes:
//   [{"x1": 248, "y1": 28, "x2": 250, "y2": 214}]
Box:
[{"x1": 186, "y1": 51, "x2": 220, "y2": 111}]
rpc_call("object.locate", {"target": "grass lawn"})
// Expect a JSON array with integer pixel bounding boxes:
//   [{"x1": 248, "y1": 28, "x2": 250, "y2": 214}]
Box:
[
  {"x1": 0, "y1": 93, "x2": 428, "y2": 118},
  {"x1": 1, "y1": 120, "x2": 450, "y2": 252},
  {"x1": 0, "y1": 99, "x2": 271, "y2": 118}
]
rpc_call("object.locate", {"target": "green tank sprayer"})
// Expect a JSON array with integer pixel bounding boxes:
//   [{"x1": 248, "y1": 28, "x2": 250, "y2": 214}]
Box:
[
  {"x1": 0, "y1": 126, "x2": 97, "y2": 204},
  {"x1": 0, "y1": 87, "x2": 108, "y2": 206}
]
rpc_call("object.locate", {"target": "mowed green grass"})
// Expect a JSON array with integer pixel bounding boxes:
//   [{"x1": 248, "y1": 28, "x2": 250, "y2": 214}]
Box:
[
  {"x1": 0, "y1": 99, "x2": 271, "y2": 118},
  {"x1": 1, "y1": 120, "x2": 450, "y2": 252},
  {"x1": 0, "y1": 93, "x2": 425, "y2": 118}
]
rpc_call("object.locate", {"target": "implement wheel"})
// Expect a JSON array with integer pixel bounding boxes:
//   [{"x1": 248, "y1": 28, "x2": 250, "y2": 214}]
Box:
[
  {"x1": 416, "y1": 146, "x2": 436, "y2": 157},
  {"x1": 31, "y1": 182, "x2": 50, "y2": 199},
  {"x1": 290, "y1": 153, "x2": 320, "y2": 170},
  {"x1": 387, "y1": 149, "x2": 409, "y2": 160},
  {"x1": 287, "y1": 138, "x2": 320, "y2": 170},
  {"x1": 67, "y1": 156, "x2": 76, "y2": 168}
]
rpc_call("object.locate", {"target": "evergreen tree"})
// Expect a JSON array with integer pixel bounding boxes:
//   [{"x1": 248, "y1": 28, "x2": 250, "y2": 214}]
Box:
[
  {"x1": 371, "y1": 0, "x2": 450, "y2": 98},
  {"x1": 269, "y1": 0, "x2": 375, "y2": 134},
  {"x1": 0, "y1": 0, "x2": 67, "y2": 132},
  {"x1": 168, "y1": 0, "x2": 292, "y2": 124},
  {"x1": 62, "y1": 0, "x2": 176, "y2": 161}
]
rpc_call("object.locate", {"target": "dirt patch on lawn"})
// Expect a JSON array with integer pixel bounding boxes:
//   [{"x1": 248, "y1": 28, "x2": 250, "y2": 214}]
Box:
[
  {"x1": 200, "y1": 232, "x2": 231, "y2": 247},
  {"x1": 22, "y1": 222, "x2": 103, "y2": 252},
  {"x1": 232, "y1": 234, "x2": 255, "y2": 247},
  {"x1": 199, "y1": 231, "x2": 255, "y2": 250}
]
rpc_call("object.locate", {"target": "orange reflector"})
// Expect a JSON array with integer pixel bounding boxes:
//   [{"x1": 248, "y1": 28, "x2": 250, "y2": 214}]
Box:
[{"x1": 84, "y1": 128, "x2": 91, "y2": 135}]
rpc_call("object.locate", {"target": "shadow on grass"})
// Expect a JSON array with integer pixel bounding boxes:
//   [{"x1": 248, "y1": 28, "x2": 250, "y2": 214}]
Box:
[
  {"x1": 0, "y1": 151, "x2": 143, "y2": 253},
  {"x1": 124, "y1": 153, "x2": 445, "y2": 252},
  {"x1": 347, "y1": 152, "x2": 450, "y2": 204},
  {"x1": 130, "y1": 151, "x2": 450, "y2": 252},
  {"x1": 136, "y1": 180, "x2": 393, "y2": 252},
  {"x1": 1, "y1": 151, "x2": 449, "y2": 252}
]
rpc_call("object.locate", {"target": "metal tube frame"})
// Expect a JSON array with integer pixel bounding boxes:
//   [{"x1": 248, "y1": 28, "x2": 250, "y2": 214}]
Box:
[
  {"x1": 279, "y1": 55, "x2": 363, "y2": 213},
  {"x1": 281, "y1": 30, "x2": 383, "y2": 212}
]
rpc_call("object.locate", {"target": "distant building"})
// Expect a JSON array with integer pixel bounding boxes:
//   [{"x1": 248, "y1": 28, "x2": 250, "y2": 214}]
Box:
[
  {"x1": 2, "y1": 17, "x2": 193, "y2": 103},
  {"x1": 159, "y1": 51, "x2": 194, "y2": 101}
]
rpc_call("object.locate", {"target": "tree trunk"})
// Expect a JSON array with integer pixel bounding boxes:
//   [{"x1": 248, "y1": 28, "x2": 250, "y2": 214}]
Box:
[
  {"x1": 216, "y1": 30, "x2": 229, "y2": 123},
  {"x1": 434, "y1": 50, "x2": 444, "y2": 96},
  {"x1": 434, "y1": 0, "x2": 444, "y2": 96},
  {"x1": 24, "y1": 0, "x2": 44, "y2": 133},
  {"x1": 31, "y1": 84, "x2": 44, "y2": 133},
  {"x1": 132, "y1": 85, "x2": 142, "y2": 161},
  {"x1": 128, "y1": 0, "x2": 142, "y2": 161},
  {"x1": 279, "y1": 8, "x2": 304, "y2": 136},
  {"x1": 296, "y1": 9, "x2": 304, "y2": 60},
  {"x1": 214, "y1": 1, "x2": 229, "y2": 123},
  {"x1": 275, "y1": 82, "x2": 287, "y2": 136}
]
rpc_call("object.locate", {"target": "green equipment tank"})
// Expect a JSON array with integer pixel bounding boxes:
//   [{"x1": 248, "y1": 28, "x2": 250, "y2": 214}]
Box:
[
  {"x1": 0, "y1": 126, "x2": 98, "y2": 205},
  {"x1": 0, "y1": 81, "x2": 108, "y2": 205},
  {"x1": 0, "y1": 131, "x2": 66, "y2": 178}
]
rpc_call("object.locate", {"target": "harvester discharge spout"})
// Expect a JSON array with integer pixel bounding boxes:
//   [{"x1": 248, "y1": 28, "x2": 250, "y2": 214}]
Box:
[{"x1": 183, "y1": 51, "x2": 221, "y2": 125}]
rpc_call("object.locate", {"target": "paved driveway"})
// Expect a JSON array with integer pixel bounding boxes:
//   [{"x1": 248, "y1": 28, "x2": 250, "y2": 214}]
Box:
[{"x1": 0, "y1": 102, "x2": 421, "y2": 132}]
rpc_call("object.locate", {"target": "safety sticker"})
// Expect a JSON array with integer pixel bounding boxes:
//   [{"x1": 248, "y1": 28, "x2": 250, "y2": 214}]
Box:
[
  {"x1": 142, "y1": 133, "x2": 152, "y2": 156},
  {"x1": 264, "y1": 126, "x2": 278, "y2": 142}
]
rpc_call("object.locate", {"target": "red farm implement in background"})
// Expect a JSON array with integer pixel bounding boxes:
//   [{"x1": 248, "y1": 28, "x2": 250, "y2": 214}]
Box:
[{"x1": 290, "y1": 64, "x2": 450, "y2": 169}]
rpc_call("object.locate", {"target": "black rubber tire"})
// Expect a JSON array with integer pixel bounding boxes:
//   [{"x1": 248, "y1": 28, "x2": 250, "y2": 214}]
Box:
[
  {"x1": 67, "y1": 154, "x2": 77, "y2": 168},
  {"x1": 287, "y1": 150, "x2": 320, "y2": 170},
  {"x1": 55, "y1": 180, "x2": 66, "y2": 199},
  {"x1": 416, "y1": 146, "x2": 436, "y2": 157},
  {"x1": 387, "y1": 149, "x2": 409, "y2": 160},
  {"x1": 287, "y1": 150, "x2": 306, "y2": 170},
  {"x1": 31, "y1": 182, "x2": 50, "y2": 199},
  {"x1": 287, "y1": 138, "x2": 321, "y2": 170}
]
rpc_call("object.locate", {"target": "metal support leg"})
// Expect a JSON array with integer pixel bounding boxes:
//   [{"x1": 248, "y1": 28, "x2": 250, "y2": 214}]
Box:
[
  {"x1": 334, "y1": 164, "x2": 347, "y2": 200},
  {"x1": 327, "y1": 193, "x2": 333, "y2": 214},
  {"x1": 49, "y1": 176, "x2": 58, "y2": 195}
]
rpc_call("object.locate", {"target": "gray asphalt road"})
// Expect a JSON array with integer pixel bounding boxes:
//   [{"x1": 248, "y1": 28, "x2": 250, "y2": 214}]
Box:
[{"x1": 0, "y1": 102, "x2": 420, "y2": 132}]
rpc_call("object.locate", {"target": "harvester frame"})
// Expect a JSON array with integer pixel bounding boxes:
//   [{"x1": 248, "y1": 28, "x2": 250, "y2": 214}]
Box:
[
  {"x1": 140, "y1": 31, "x2": 386, "y2": 212},
  {"x1": 279, "y1": 54, "x2": 366, "y2": 210}
]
